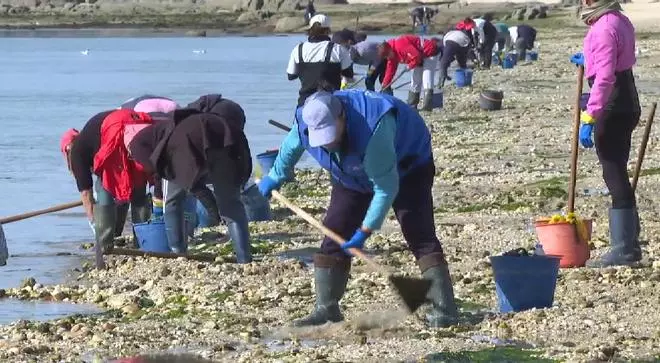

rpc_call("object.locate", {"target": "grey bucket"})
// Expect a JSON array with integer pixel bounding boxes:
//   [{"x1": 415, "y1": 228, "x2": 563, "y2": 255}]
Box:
[{"x1": 479, "y1": 90, "x2": 504, "y2": 111}]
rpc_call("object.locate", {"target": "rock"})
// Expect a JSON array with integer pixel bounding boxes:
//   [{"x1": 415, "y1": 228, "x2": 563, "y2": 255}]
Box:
[
  {"x1": 9, "y1": 5, "x2": 30, "y2": 14},
  {"x1": 122, "y1": 303, "x2": 140, "y2": 314},
  {"x1": 526, "y1": 7, "x2": 540, "y2": 20},
  {"x1": 101, "y1": 322, "x2": 116, "y2": 332},
  {"x1": 185, "y1": 30, "x2": 207, "y2": 37},
  {"x1": 20, "y1": 277, "x2": 36, "y2": 289},
  {"x1": 241, "y1": 0, "x2": 301, "y2": 12},
  {"x1": 107, "y1": 294, "x2": 130, "y2": 309},
  {"x1": 203, "y1": 321, "x2": 218, "y2": 330},
  {"x1": 275, "y1": 16, "x2": 305, "y2": 32},
  {"x1": 52, "y1": 290, "x2": 69, "y2": 301},
  {"x1": 0, "y1": 289, "x2": 6, "y2": 298},
  {"x1": 11, "y1": 333, "x2": 27, "y2": 342},
  {"x1": 36, "y1": 322, "x2": 51, "y2": 334},
  {"x1": 513, "y1": 8, "x2": 526, "y2": 21},
  {"x1": 237, "y1": 10, "x2": 273, "y2": 22},
  {"x1": 160, "y1": 266, "x2": 172, "y2": 277}
]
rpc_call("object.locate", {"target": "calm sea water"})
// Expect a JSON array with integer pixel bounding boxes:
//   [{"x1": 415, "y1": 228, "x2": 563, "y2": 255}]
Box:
[{"x1": 0, "y1": 34, "x2": 403, "y2": 323}]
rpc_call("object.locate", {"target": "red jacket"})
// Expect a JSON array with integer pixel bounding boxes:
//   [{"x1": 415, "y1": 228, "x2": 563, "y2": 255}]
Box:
[
  {"x1": 93, "y1": 109, "x2": 153, "y2": 203},
  {"x1": 382, "y1": 35, "x2": 438, "y2": 88}
]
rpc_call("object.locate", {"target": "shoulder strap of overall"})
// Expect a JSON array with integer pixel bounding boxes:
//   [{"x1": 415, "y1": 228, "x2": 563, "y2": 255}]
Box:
[
  {"x1": 324, "y1": 41, "x2": 335, "y2": 63},
  {"x1": 298, "y1": 42, "x2": 305, "y2": 64}
]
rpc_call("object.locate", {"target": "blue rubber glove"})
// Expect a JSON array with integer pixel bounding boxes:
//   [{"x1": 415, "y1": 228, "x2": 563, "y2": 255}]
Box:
[
  {"x1": 579, "y1": 123, "x2": 594, "y2": 148},
  {"x1": 342, "y1": 229, "x2": 371, "y2": 255},
  {"x1": 570, "y1": 52, "x2": 584, "y2": 66},
  {"x1": 257, "y1": 176, "x2": 280, "y2": 199}
]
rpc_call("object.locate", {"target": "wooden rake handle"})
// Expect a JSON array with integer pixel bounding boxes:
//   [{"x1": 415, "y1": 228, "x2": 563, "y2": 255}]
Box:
[
  {"x1": 632, "y1": 102, "x2": 658, "y2": 192},
  {"x1": 268, "y1": 119, "x2": 292, "y2": 132},
  {"x1": 270, "y1": 190, "x2": 388, "y2": 275},
  {"x1": 568, "y1": 65, "x2": 584, "y2": 214},
  {"x1": 0, "y1": 201, "x2": 83, "y2": 225}
]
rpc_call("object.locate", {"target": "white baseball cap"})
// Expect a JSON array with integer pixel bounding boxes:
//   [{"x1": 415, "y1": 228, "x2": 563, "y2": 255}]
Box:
[{"x1": 308, "y1": 14, "x2": 331, "y2": 29}]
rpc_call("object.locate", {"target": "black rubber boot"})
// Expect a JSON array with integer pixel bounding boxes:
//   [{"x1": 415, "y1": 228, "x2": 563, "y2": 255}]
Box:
[
  {"x1": 586, "y1": 208, "x2": 642, "y2": 267},
  {"x1": 419, "y1": 252, "x2": 459, "y2": 328},
  {"x1": 292, "y1": 254, "x2": 351, "y2": 327},
  {"x1": 227, "y1": 220, "x2": 252, "y2": 264},
  {"x1": 94, "y1": 205, "x2": 117, "y2": 255},
  {"x1": 130, "y1": 196, "x2": 151, "y2": 226},
  {"x1": 407, "y1": 91, "x2": 421, "y2": 108},
  {"x1": 114, "y1": 204, "x2": 129, "y2": 237},
  {"x1": 420, "y1": 90, "x2": 434, "y2": 111},
  {"x1": 192, "y1": 186, "x2": 221, "y2": 227}
]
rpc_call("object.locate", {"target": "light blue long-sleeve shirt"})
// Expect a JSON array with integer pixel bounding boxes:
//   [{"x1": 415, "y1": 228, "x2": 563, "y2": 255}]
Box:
[{"x1": 268, "y1": 112, "x2": 399, "y2": 231}]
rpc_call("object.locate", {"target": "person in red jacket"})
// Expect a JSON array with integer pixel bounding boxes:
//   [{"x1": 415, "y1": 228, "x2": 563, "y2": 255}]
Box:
[
  {"x1": 66, "y1": 109, "x2": 155, "y2": 269},
  {"x1": 378, "y1": 34, "x2": 441, "y2": 111}
]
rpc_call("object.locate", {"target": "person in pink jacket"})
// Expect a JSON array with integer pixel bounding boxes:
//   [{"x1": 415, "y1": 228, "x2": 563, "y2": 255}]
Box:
[{"x1": 577, "y1": 0, "x2": 641, "y2": 267}]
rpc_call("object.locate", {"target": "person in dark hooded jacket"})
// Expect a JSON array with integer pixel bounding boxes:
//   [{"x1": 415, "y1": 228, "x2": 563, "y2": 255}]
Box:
[
  {"x1": 120, "y1": 95, "x2": 223, "y2": 246},
  {"x1": 128, "y1": 95, "x2": 253, "y2": 263}
]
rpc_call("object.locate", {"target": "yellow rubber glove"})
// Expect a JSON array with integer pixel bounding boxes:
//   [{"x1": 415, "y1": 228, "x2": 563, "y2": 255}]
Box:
[
  {"x1": 153, "y1": 198, "x2": 163, "y2": 208},
  {"x1": 580, "y1": 111, "x2": 596, "y2": 125},
  {"x1": 340, "y1": 79, "x2": 350, "y2": 90}
]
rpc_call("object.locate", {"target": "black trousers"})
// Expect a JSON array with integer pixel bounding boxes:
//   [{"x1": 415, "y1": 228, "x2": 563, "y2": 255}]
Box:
[
  {"x1": 480, "y1": 40, "x2": 496, "y2": 68},
  {"x1": 595, "y1": 112, "x2": 639, "y2": 209},
  {"x1": 365, "y1": 61, "x2": 386, "y2": 92},
  {"x1": 319, "y1": 162, "x2": 444, "y2": 260},
  {"x1": 438, "y1": 41, "x2": 468, "y2": 87}
]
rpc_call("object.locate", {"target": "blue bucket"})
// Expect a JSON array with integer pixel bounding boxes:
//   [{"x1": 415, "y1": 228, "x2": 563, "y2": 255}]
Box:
[
  {"x1": 432, "y1": 91, "x2": 444, "y2": 109},
  {"x1": 454, "y1": 69, "x2": 473, "y2": 88},
  {"x1": 490, "y1": 255, "x2": 560, "y2": 313},
  {"x1": 502, "y1": 54, "x2": 516, "y2": 69},
  {"x1": 241, "y1": 183, "x2": 272, "y2": 221},
  {"x1": 580, "y1": 92, "x2": 590, "y2": 111},
  {"x1": 492, "y1": 52, "x2": 501, "y2": 66},
  {"x1": 134, "y1": 220, "x2": 171, "y2": 253},
  {"x1": 256, "y1": 150, "x2": 279, "y2": 175},
  {"x1": 526, "y1": 51, "x2": 539, "y2": 61}
]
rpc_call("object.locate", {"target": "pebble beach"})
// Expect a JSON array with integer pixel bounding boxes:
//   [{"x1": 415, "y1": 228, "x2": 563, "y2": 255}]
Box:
[{"x1": 1, "y1": 16, "x2": 660, "y2": 363}]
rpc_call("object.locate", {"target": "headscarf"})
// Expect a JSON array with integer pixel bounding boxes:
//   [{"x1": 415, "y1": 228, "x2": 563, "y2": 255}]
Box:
[
  {"x1": 60, "y1": 128, "x2": 79, "y2": 159},
  {"x1": 581, "y1": 0, "x2": 622, "y2": 25}
]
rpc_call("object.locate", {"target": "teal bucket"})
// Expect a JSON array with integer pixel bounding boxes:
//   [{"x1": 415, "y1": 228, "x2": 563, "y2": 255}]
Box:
[
  {"x1": 490, "y1": 255, "x2": 560, "y2": 313},
  {"x1": 134, "y1": 220, "x2": 170, "y2": 253},
  {"x1": 454, "y1": 69, "x2": 473, "y2": 87}
]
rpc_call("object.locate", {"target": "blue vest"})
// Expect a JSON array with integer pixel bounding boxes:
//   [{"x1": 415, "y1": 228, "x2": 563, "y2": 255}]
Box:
[{"x1": 296, "y1": 90, "x2": 432, "y2": 193}]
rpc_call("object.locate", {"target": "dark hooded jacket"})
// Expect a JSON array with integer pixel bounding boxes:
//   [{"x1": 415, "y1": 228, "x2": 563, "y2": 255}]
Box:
[
  {"x1": 128, "y1": 108, "x2": 252, "y2": 190},
  {"x1": 186, "y1": 94, "x2": 247, "y2": 131}
]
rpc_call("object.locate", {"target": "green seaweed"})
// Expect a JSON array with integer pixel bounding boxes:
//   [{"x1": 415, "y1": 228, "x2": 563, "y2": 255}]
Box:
[
  {"x1": 455, "y1": 298, "x2": 488, "y2": 312},
  {"x1": 423, "y1": 347, "x2": 557, "y2": 363}
]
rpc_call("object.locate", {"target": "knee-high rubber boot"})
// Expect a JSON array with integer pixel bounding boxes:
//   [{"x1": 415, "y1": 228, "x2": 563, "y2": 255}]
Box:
[
  {"x1": 407, "y1": 91, "x2": 420, "y2": 108},
  {"x1": 420, "y1": 90, "x2": 434, "y2": 111},
  {"x1": 164, "y1": 196, "x2": 187, "y2": 253},
  {"x1": 293, "y1": 254, "x2": 351, "y2": 327},
  {"x1": 586, "y1": 208, "x2": 642, "y2": 267},
  {"x1": 227, "y1": 219, "x2": 252, "y2": 264},
  {"x1": 94, "y1": 205, "x2": 117, "y2": 256},
  {"x1": 114, "y1": 204, "x2": 129, "y2": 237},
  {"x1": 193, "y1": 186, "x2": 221, "y2": 227},
  {"x1": 418, "y1": 252, "x2": 459, "y2": 328},
  {"x1": 130, "y1": 196, "x2": 151, "y2": 225}
]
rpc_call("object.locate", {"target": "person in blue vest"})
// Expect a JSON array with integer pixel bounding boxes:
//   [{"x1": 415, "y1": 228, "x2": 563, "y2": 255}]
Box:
[{"x1": 257, "y1": 89, "x2": 458, "y2": 328}]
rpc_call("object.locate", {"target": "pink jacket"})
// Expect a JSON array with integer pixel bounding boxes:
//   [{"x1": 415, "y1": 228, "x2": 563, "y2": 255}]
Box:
[{"x1": 583, "y1": 11, "x2": 636, "y2": 120}]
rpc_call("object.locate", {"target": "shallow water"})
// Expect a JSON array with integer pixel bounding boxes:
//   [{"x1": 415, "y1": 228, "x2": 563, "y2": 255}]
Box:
[
  {"x1": 0, "y1": 298, "x2": 101, "y2": 325},
  {"x1": 0, "y1": 34, "x2": 407, "y2": 323}
]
